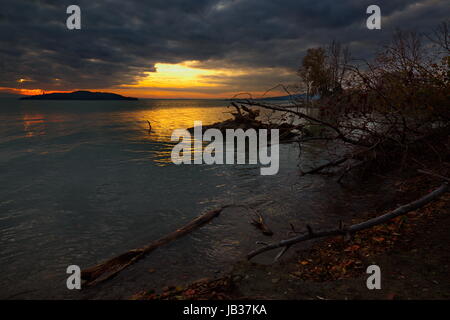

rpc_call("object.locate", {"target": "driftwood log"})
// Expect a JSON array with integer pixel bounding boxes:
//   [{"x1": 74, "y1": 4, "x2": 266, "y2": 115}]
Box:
[
  {"x1": 247, "y1": 182, "x2": 449, "y2": 261},
  {"x1": 81, "y1": 205, "x2": 233, "y2": 287}
]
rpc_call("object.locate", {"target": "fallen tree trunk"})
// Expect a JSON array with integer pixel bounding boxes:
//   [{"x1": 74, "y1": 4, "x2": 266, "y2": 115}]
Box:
[
  {"x1": 236, "y1": 99, "x2": 371, "y2": 147},
  {"x1": 81, "y1": 205, "x2": 233, "y2": 287},
  {"x1": 247, "y1": 182, "x2": 448, "y2": 261}
]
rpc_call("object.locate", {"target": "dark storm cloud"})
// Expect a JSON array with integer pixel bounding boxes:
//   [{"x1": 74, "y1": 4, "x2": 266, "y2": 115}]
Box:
[{"x1": 0, "y1": 0, "x2": 448, "y2": 92}]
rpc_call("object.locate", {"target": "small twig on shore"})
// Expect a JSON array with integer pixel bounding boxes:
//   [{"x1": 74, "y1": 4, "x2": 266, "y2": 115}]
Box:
[{"x1": 250, "y1": 211, "x2": 274, "y2": 236}]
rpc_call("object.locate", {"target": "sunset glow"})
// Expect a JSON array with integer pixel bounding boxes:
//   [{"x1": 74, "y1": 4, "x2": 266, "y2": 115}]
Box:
[
  {"x1": 2, "y1": 61, "x2": 276, "y2": 99},
  {"x1": 0, "y1": 87, "x2": 73, "y2": 96},
  {"x1": 1, "y1": 59, "x2": 292, "y2": 99},
  {"x1": 113, "y1": 61, "x2": 288, "y2": 98},
  {"x1": 117, "y1": 61, "x2": 248, "y2": 98},
  {"x1": 134, "y1": 61, "x2": 224, "y2": 88}
]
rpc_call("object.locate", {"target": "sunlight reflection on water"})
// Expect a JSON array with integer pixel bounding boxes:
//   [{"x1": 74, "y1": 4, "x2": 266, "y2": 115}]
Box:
[{"x1": 116, "y1": 102, "x2": 233, "y2": 165}]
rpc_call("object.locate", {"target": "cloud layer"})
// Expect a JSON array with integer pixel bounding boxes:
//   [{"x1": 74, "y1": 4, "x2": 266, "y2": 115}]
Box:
[{"x1": 0, "y1": 0, "x2": 448, "y2": 95}]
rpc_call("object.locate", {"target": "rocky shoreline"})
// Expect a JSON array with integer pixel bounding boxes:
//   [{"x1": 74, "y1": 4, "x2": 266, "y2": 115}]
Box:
[{"x1": 131, "y1": 171, "x2": 450, "y2": 300}]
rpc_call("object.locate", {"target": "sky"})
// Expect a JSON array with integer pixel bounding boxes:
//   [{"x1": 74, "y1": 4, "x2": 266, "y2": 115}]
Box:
[{"x1": 0, "y1": 0, "x2": 448, "y2": 98}]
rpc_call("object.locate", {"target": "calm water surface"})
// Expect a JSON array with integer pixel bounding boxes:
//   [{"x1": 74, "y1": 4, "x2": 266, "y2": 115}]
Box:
[{"x1": 0, "y1": 98, "x2": 379, "y2": 299}]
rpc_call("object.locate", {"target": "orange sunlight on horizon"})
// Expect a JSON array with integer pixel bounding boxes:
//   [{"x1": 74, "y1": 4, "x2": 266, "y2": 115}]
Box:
[
  {"x1": 118, "y1": 61, "x2": 248, "y2": 98},
  {"x1": 0, "y1": 87, "x2": 73, "y2": 96},
  {"x1": 134, "y1": 61, "x2": 225, "y2": 88},
  {"x1": 2, "y1": 61, "x2": 286, "y2": 99}
]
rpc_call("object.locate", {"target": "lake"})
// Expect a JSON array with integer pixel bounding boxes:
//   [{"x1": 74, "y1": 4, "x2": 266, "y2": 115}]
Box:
[{"x1": 0, "y1": 98, "x2": 379, "y2": 299}]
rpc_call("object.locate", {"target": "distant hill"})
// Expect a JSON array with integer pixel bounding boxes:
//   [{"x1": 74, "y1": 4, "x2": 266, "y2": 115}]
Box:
[{"x1": 20, "y1": 90, "x2": 138, "y2": 100}]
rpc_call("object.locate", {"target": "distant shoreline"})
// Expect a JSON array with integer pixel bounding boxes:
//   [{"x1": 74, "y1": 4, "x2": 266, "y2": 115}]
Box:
[
  {"x1": 11, "y1": 92, "x2": 300, "y2": 101},
  {"x1": 20, "y1": 90, "x2": 138, "y2": 101}
]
